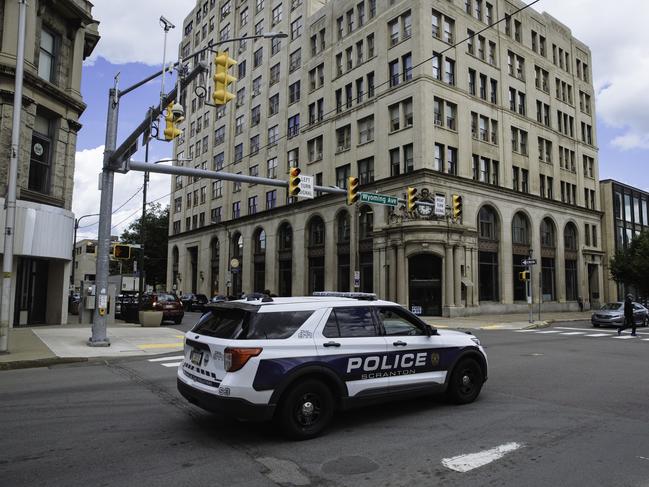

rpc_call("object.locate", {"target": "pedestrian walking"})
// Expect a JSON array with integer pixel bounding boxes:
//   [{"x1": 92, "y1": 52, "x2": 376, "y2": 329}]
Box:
[{"x1": 618, "y1": 294, "x2": 637, "y2": 336}]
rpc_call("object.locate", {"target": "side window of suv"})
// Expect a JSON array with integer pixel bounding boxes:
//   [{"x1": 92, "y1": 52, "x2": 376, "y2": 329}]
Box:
[
  {"x1": 379, "y1": 307, "x2": 427, "y2": 336},
  {"x1": 323, "y1": 307, "x2": 377, "y2": 338}
]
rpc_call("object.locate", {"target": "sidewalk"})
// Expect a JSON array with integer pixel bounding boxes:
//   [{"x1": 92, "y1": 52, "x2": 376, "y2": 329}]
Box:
[
  {"x1": 0, "y1": 318, "x2": 185, "y2": 371},
  {"x1": 0, "y1": 311, "x2": 593, "y2": 371}
]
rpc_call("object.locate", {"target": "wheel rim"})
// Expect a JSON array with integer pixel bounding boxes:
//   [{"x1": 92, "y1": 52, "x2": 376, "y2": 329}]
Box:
[
  {"x1": 457, "y1": 367, "x2": 477, "y2": 397},
  {"x1": 294, "y1": 392, "x2": 322, "y2": 428}
]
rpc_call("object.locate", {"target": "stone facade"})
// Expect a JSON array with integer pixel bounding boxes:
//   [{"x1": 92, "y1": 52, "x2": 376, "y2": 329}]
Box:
[
  {"x1": 167, "y1": 0, "x2": 603, "y2": 316},
  {"x1": 0, "y1": 0, "x2": 98, "y2": 325}
]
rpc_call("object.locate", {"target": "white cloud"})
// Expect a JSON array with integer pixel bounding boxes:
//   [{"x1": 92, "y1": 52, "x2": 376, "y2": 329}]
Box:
[
  {"x1": 88, "y1": 1, "x2": 189, "y2": 65},
  {"x1": 526, "y1": 1, "x2": 649, "y2": 150},
  {"x1": 73, "y1": 145, "x2": 172, "y2": 242}
]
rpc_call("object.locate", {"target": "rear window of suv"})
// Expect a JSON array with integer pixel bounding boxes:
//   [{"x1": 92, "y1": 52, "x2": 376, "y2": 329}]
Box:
[{"x1": 192, "y1": 307, "x2": 314, "y2": 339}]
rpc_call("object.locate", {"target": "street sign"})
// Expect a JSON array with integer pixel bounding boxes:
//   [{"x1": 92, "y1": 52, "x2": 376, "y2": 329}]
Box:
[
  {"x1": 359, "y1": 192, "x2": 398, "y2": 206},
  {"x1": 434, "y1": 195, "x2": 446, "y2": 216},
  {"x1": 298, "y1": 174, "x2": 314, "y2": 199},
  {"x1": 522, "y1": 259, "x2": 537, "y2": 266}
]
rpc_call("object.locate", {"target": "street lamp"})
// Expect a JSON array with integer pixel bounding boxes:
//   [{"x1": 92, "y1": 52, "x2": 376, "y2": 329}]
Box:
[{"x1": 71, "y1": 213, "x2": 100, "y2": 292}]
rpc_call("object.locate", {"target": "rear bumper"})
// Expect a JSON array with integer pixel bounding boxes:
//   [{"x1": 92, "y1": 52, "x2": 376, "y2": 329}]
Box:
[{"x1": 177, "y1": 378, "x2": 275, "y2": 421}]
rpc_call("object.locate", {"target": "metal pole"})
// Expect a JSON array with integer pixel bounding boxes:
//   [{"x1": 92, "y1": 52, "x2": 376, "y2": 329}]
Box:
[
  {"x1": 90, "y1": 81, "x2": 120, "y2": 346},
  {"x1": 72, "y1": 220, "x2": 79, "y2": 290},
  {"x1": 139, "y1": 141, "x2": 149, "y2": 302},
  {"x1": 528, "y1": 250, "x2": 533, "y2": 324},
  {"x1": 0, "y1": 0, "x2": 27, "y2": 353}
]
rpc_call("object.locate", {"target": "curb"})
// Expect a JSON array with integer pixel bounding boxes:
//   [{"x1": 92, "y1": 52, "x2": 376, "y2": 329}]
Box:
[
  {"x1": 522, "y1": 321, "x2": 551, "y2": 330},
  {"x1": 0, "y1": 357, "x2": 88, "y2": 371}
]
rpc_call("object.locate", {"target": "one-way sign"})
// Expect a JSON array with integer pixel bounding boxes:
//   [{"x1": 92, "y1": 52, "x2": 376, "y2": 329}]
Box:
[{"x1": 522, "y1": 258, "x2": 537, "y2": 266}]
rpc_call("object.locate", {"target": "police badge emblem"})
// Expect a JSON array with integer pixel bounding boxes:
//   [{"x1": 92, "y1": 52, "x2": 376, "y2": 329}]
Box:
[{"x1": 430, "y1": 352, "x2": 440, "y2": 366}]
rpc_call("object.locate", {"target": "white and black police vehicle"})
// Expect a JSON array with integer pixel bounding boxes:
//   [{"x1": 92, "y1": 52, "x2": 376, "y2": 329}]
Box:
[{"x1": 177, "y1": 292, "x2": 487, "y2": 439}]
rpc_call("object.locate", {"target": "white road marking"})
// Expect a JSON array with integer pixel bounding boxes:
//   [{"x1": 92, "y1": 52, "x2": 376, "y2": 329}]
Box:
[
  {"x1": 442, "y1": 442, "x2": 523, "y2": 473},
  {"x1": 585, "y1": 334, "x2": 610, "y2": 337},
  {"x1": 612, "y1": 336, "x2": 635, "y2": 340},
  {"x1": 514, "y1": 330, "x2": 536, "y2": 333},
  {"x1": 148, "y1": 355, "x2": 184, "y2": 362},
  {"x1": 161, "y1": 361, "x2": 183, "y2": 367},
  {"x1": 536, "y1": 330, "x2": 561, "y2": 334},
  {"x1": 560, "y1": 332, "x2": 587, "y2": 335}
]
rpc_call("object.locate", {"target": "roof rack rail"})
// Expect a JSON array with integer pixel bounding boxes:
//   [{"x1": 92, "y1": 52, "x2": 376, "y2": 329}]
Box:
[{"x1": 312, "y1": 291, "x2": 378, "y2": 301}]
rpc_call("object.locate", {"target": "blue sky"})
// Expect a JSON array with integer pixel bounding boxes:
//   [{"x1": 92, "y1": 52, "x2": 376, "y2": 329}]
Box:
[{"x1": 73, "y1": 0, "x2": 649, "y2": 240}]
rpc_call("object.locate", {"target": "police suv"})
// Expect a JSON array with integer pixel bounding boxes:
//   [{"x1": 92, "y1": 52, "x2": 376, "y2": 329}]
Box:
[{"x1": 177, "y1": 292, "x2": 488, "y2": 439}]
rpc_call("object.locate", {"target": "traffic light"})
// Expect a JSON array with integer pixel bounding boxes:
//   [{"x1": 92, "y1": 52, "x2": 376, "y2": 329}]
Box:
[
  {"x1": 113, "y1": 243, "x2": 131, "y2": 260},
  {"x1": 518, "y1": 271, "x2": 530, "y2": 282},
  {"x1": 406, "y1": 187, "x2": 417, "y2": 211},
  {"x1": 347, "y1": 176, "x2": 360, "y2": 205},
  {"x1": 452, "y1": 194, "x2": 463, "y2": 221},
  {"x1": 163, "y1": 102, "x2": 183, "y2": 141},
  {"x1": 288, "y1": 167, "x2": 301, "y2": 197},
  {"x1": 212, "y1": 51, "x2": 237, "y2": 105}
]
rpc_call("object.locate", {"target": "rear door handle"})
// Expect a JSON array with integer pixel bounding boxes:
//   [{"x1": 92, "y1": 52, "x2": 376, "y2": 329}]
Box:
[
  {"x1": 393, "y1": 340, "x2": 407, "y2": 347},
  {"x1": 323, "y1": 341, "x2": 341, "y2": 348}
]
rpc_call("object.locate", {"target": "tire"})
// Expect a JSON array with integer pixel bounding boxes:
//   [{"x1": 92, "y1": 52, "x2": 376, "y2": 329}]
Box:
[
  {"x1": 446, "y1": 358, "x2": 484, "y2": 405},
  {"x1": 174, "y1": 316, "x2": 183, "y2": 325},
  {"x1": 592, "y1": 323, "x2": 600, "y2": 328},
  {"x1": 276, "y1": 379, "x2": 334, "y2": 440}
]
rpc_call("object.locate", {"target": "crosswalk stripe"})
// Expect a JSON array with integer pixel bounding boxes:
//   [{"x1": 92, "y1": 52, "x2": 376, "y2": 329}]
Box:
[
  {"x1": 515, "y1": 330, "x2": 536, "y2": 333},
  {"x1": 612, "y1": 336, "x2": 635, "y2": 340},
  {"x1": 560, "y1": 332, "x2": 587, "y2": 335},
  {"x1": 148, "y1": 355, "x2": 184, "y2": 362},
  {"x1": 585, "y1": 333, "x2": 610, "y2": 337},
  {"x1": 161, "y1": 361, "x2": 183, "y2": 367},
  {"x1": 536, "y1": 330, "x2": 561, "y2": 334}
]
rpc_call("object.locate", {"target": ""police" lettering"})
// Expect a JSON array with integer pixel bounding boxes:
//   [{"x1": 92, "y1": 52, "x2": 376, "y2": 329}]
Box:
[{"x1": 346, "y1": 352, "x2": 428, "y2": 373}]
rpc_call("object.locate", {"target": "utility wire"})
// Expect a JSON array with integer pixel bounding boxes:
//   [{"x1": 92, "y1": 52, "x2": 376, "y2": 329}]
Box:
[
  {"x1": 77, "y1": 184, "x2": 145, "y2": 228},
  {"x1": 208, "y1": 0, "x2": 541, "y2": 175}
]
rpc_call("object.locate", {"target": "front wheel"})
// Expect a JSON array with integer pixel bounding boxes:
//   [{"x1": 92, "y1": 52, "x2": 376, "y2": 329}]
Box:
[
  {"x1": 277, "y1": 380, "x2": 334, "y2": 440},
  {"x1": 446, "y1": 358, "x2": 484, "y2": 405}
]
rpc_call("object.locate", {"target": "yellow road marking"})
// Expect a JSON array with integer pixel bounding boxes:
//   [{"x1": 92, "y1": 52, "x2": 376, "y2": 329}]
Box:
[
  {"x1": 175, "y1": 335, "x2": 185, "y2": 339},
  {"x1": 138, "y1": 342, "x2": 184, "y2": 349}
]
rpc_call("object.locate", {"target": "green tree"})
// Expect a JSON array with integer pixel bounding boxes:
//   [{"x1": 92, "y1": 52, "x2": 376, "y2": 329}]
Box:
[
  {"x1": 119, "y1": 203, "x2": 169, "y2": 289},
  {"x1": 609, "y1": 230, "x2": 649, "y2": 300}
]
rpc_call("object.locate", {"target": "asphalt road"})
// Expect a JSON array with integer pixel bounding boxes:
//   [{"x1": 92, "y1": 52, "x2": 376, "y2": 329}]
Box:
[{"x1": 2, "y1": 319, "x2": 649, "y2": 486}]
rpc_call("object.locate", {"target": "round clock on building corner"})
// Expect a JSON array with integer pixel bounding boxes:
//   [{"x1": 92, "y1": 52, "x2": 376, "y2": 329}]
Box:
[{"x1": 417, "y1": 204, "x2": 433, "y2": 217}]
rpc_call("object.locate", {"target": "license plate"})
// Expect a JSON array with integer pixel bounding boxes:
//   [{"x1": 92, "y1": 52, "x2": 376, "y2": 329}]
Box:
[
  {"x1": 190, "y1": 349, "x2": 203, "y2": 366},
  {"x1": 164, "y1": 304, "x2": 174, "y2": 309}
]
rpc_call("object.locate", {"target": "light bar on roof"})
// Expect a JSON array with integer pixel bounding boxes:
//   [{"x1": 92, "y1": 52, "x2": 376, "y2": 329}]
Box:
[{"x1": 312, "y1": 291, "x2": 378, "y2": 301}]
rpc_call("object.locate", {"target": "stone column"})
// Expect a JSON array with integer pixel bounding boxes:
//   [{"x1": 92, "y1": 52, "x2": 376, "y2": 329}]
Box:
[
  {"x1": 265, "y1": 230, "x2": 277, "y2": 294},
  {"x1": 444, "y1": 245, "x2": 454, "y2": 307},
  {"x1": 556, "y1": 242, "x2": 566, "y2": 303},
  {"x1": 293, "y1": 224, "x2": 306, "y2": 296},
  {"x1": 324, "y1": 216, "x2": 336, "y2": 291},
  {"x1": 454, "y1": 245, "x2": 463, "y2": 307},
  {"x1": 69, "y1": 28, "x2": 86, "y2": 98},
  {"x1": 472, "y1": 247, "x2": 480, "y2": 306},
  {"x1": 242, "y1": 230, "x2": 253, "y2": 294}
]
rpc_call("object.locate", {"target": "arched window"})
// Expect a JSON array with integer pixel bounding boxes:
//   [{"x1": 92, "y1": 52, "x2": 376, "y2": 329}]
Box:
[
  {"x1": 512, "y1": 212, "x2": 531, "y2": 301},
  {"x1": 358, "y1": 206, "x2": 374, "y2": 292},
  {"x1": 307, "y1": 216, "x2": 325, "y2": 292},
  {"x1": 337, "y1": 211, "x2": 350, "y2": 243},
  {"x1": 210, "y1": 238, "x2": 220, "y2": 296},
  {"x1": 540, "y1": 218, "x2": 556, "y2": 301},
  {"x1": 478, "y1": 206, "x2": 499, "y2": 301},
  {"x1": 564, "y1": 223, "x2": 579, "y2": 300},
  {"x1": 253, "y1": 228, "x2": 266, "y2": 292},
  {"x1": 277, "y1": 223, "x2": 293, "y2": 296},
  {"x1": 336, "y1": 212, "x2": 351, "y2": 291}
]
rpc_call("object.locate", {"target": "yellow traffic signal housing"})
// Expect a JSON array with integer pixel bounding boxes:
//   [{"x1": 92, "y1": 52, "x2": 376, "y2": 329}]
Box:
[
  {"x1": 113, "y1": 243, "x2": 131, "y2": 260},
  {"x1": 347, "y1": 176, "x2": 360, "y2": 205},
  {"x1": 163, "y1": 102, "x2": 182, "y2": 141},
  {"x1": 452, "y1": 194, "x2": 463, "y2": 221},
  {"x1": 518, "y1": 270, "x2": 530, "y2": 282},
  {"x1": 212, "y1": 52, "x2": 237, "y2": 105},
  {"x1": 288, "y1": 167, "x2": 301, "y2": 197},
  {"x1": 406, "y1": 187, "x2": 417, "y2": 211}
]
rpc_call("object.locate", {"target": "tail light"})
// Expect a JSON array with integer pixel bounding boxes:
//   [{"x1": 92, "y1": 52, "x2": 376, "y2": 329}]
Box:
[
  {"x1": 152, "y1": 300, "x2": 162, "y2": 310},
  {"x1": 224, "y1": 347, "x2": 262, "y2": 372}
]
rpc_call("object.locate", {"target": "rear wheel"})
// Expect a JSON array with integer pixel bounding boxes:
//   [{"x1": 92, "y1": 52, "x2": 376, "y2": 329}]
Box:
[
  {"x1": 592, "y1": 323, "x2": 600, "y2": 328},
  {"x1": 446, "y1": 358, "x2": 484, "y2": 405},
  {"x1": 277, "y1": 379, "x2": 334, "y2": 440}
]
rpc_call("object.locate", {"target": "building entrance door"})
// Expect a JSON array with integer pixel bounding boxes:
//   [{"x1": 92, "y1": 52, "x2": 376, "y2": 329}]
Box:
[
  {"x1": 588, "y1": 263, "x2": 600, "y2": 308},
  {"x1": 14, "y1": 257, "x2": 49, "y2": 325},
  {"x1": 408, "y1": 254, "x2": 442, "y2": 316}
]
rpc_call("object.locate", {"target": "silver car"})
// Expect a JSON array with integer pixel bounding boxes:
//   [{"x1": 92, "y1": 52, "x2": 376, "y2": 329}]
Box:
[{"x1": 591, "y1": 302, "x2": 648, "y2": 328}]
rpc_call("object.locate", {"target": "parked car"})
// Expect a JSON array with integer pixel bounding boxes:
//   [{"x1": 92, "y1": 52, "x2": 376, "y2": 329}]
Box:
[
  {"x1": 210, "y1": 295, "x2": 227, "y2": 303},
  {"x1": 141, "y1": 292, "x2": 184, "y2": 324},
  {"x1": 181, "y1": 293, "x2": 209, "y2": 312},
  {"x1": 591, "y1": 302, "x2": 649, "y2": 328}
]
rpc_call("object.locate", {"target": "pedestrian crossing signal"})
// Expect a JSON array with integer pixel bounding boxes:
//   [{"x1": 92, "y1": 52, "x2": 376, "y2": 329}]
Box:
[
  {"x1": 289, "y1": 167, "x2": 301, "y2": 197},
  {"x1": 113, "y1": 244, "x2": 131, "y2": 260},
  {"x1": 518, "y1": 271, "x2": 530, "y2": 282}
]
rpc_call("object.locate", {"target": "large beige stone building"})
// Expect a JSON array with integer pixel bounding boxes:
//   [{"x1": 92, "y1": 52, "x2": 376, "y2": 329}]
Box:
[
  {"x1": 0, "y1": 0, "x2": 98, "y2": 324},
  {"x1": 167, "y1": 0, "x2": 602, "y2": 316}
]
